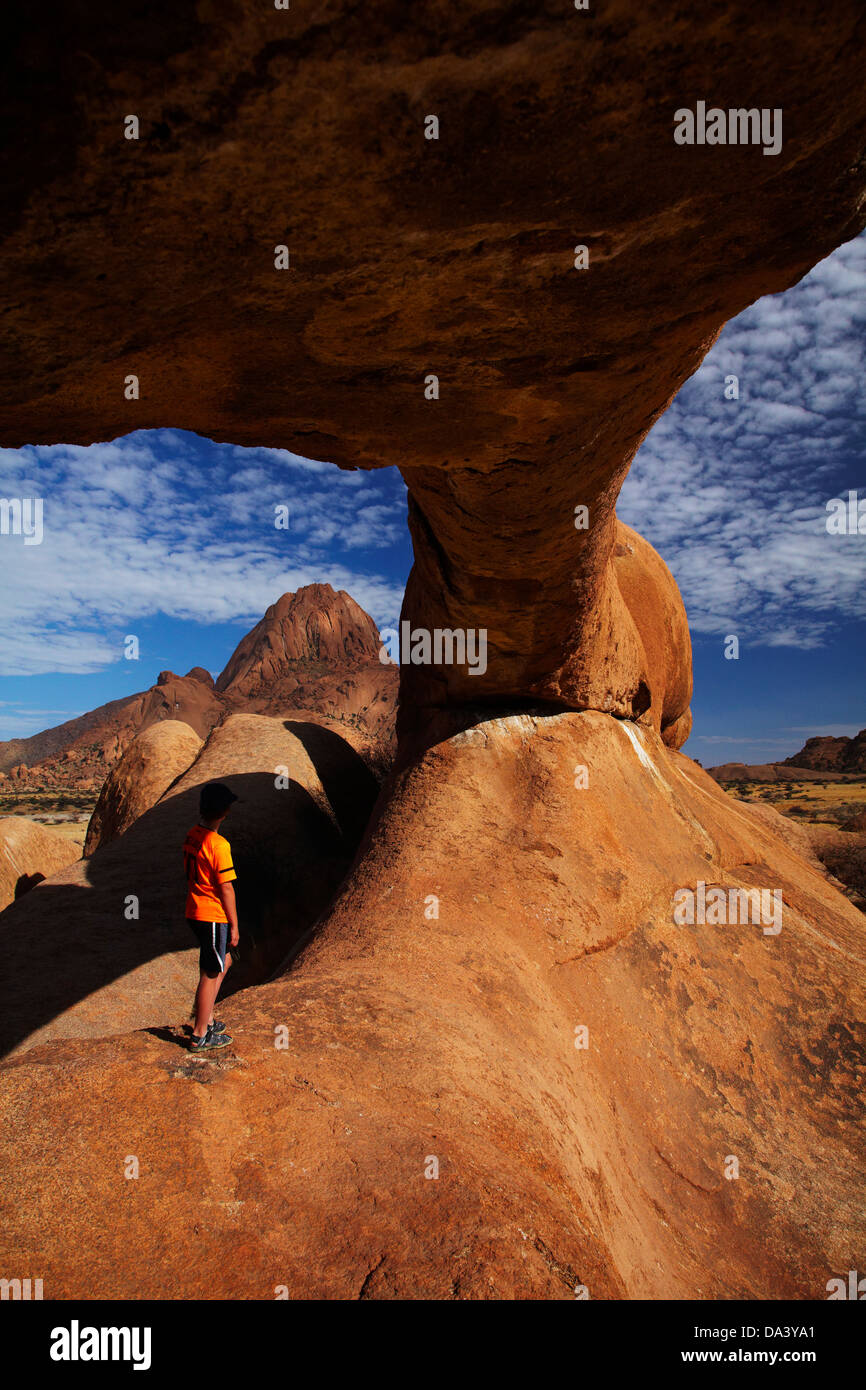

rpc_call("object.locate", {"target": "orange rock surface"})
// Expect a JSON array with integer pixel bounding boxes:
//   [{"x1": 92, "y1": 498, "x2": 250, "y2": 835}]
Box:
[
  {"x1": 0, "y1": 1, "x2": 864, "y2": 1301},
  {"x1": 1, "y1": 714, "x2": 862, "y2": 1298},
  {"x1": 84, "y1": 720, "x2": 203, "y2": 855},
  {"x1": 0, "y1": 817, "x2": 82, "y2": 913}
]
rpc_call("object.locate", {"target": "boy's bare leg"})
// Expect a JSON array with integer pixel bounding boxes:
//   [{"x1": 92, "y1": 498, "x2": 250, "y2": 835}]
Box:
[{"x1": 193, "y1": 952, "x2": 232, "y2": 1037}]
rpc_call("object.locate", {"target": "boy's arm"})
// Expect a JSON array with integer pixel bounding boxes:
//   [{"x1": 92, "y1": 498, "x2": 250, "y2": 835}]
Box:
[{"x1": 218, "y1": 881, "x2": 239, "y2": 947}]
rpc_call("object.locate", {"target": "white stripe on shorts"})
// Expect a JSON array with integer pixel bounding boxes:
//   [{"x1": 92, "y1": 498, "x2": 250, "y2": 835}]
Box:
[{"x1": 212, "y1": 922, "x2": 225, "y2": 972}]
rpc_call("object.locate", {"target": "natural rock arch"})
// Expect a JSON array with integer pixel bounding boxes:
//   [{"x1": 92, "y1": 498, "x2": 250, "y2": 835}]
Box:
[
  {"x1": 2, "y1": 3, "x2": 865, "y2": 734},
  {"x1": 1, "y1": 3, "x2": 865, "y2": 1303}
]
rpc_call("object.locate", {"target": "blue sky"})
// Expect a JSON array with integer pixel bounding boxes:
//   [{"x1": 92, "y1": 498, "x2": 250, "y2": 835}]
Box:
[
  {"x1": 618, "y1": 231, "x2": 866, "y2": 764},
  {"x1": 1, "y1": 234, "x2": 864, "y2": 763}
]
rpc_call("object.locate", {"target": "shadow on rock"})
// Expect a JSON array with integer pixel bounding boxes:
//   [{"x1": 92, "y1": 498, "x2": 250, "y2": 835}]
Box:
[{"x1": 0, "y1": 721, "x2": 382, "y2": 1057}]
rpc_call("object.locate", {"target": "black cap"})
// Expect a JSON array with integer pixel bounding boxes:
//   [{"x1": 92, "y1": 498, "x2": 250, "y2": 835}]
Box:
[{"x1": 199, "y1": 782, "x2": 239, "y2": 817}]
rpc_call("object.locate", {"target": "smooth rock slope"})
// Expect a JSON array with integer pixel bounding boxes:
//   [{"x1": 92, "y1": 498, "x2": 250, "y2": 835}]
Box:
[
  {"x1": 1, "y1": 713, "x2": 862, "y2": 1298},
  {"x1": 0, "y1": 817, "x2": 82, "y2": 912},
  {"x1": 84, "y1": 719, "x2": 203, "y2": 855}
]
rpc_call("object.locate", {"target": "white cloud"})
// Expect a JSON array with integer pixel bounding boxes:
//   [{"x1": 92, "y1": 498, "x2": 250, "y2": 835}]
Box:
[
  {"x1": 0, "y1": 433, "x2": 408, "y2": 676},
  {"x1": 0, "y1": 629, "x2": 119, "y2": 679},
  {"x1": 0, "y1": 708, "x2": 78, "y2": 738},
  {"x1": 619, "y1": 232, "x2": 866, "y2": 644}
]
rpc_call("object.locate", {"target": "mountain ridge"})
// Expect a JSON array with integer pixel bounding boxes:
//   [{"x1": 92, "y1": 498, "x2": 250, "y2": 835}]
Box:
[
  {"x1": 709, "y1": 727, "x2": 866, "y2": 783},
  {"x1": 0, "y1": 585, "x2": 397, "y2": 792}
]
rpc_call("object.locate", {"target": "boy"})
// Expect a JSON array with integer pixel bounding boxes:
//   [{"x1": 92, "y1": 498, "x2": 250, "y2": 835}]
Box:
[{"x1": 183, "y1": 781, "x2": 240, "y2": 1051}]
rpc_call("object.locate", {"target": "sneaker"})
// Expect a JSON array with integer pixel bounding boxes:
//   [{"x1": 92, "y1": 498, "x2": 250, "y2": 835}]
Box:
[
  {"x1": 188, "y1": 1014, "x2": 227, "y2": 1035},
  {"x1": 189, "y1": 1024, "x2": 233, "y2": 1051}
]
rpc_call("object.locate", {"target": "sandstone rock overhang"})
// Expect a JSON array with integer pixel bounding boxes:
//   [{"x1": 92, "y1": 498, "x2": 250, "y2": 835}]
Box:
[{"x1": 2, "y1": 4, "x2": 865, "y2": 729}]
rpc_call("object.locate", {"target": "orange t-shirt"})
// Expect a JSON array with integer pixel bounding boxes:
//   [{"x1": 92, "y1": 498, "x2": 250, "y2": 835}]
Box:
[{"x1": 183, "y1": 825, "x2": 237, "y2": 922}]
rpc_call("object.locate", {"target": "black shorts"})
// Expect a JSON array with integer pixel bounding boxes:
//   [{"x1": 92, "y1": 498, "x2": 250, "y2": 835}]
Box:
[{"x1": 187, "y1": 918, "x2": 229, "y2": 976}]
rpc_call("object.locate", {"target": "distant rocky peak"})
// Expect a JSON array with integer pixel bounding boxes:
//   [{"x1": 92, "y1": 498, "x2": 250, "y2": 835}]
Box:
[{"x1": 217, "y1": 584, "x2": 383, "y2": 696}]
